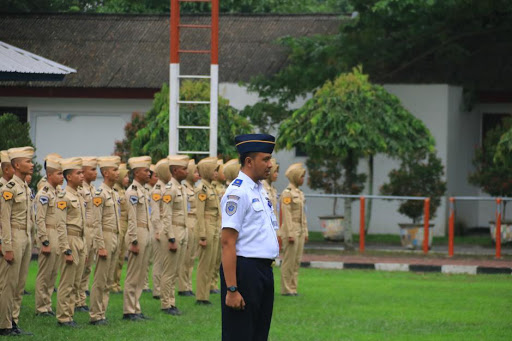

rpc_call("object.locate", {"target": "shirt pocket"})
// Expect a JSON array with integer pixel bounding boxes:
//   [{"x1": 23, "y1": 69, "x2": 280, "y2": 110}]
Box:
[
  {"x1": 252, "y1": 201, "x2": 264, "y2": 212},
  {"x1": 14, "y1": 193, "x2": 27, "y2": 203}
]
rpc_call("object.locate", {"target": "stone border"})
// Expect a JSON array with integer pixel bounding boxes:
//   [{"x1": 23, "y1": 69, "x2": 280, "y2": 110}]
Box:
[{"x1": 287, "y1": 260, "x2": 512, "y2": 275}]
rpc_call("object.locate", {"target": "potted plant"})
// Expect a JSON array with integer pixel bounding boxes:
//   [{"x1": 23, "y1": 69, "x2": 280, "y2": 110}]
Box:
[
  {"x1": 471, "y1": 118, "x2": 512, "y2": 243},
  {"x1": 276, "y1": 67, "x2": 434, "y2": 247},
  {"x1": 380, "y1": 152, "x2": 446, "y2": 249}
]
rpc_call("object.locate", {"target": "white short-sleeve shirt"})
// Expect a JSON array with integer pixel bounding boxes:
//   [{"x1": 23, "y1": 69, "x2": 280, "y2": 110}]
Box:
[{"x1": 221, "y1": 171, "x2": 279, "y2": 259}]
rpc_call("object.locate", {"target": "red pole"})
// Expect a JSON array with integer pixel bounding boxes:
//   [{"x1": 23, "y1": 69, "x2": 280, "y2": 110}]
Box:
[
  {"x1": 423, "y1": 198, "x2": 430, "y2": 254},
  {"x1": 170, "y1": 0, "x2": 180, "y2": 63},
  {"x1": 211, "y1": 0, "x2": 219, "y2": 65},
  {"x1": 496, "y1": 198, "x2": 502, "y2": 259},
  {"x1": 359, "y1": 196, "x2": 365, "y2": 253},
  {"x1": 448, "y1": 197, "x2": 455, "y2": 257}
]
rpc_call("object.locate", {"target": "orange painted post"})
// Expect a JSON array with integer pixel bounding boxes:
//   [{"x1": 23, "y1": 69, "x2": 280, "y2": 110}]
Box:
[
  {"x1": 211, "y1": 0, "x2": 219, "y2": 65},
  {"x1": 170, "y1": 0, "x2": 180, "y2": 64},
  {"x1": 359, "y1": 196, "x2": 365, "y2": 253},
  {"x1": 423, "y1": 198, "x2": 430, "y2": 254},
  {"x1": 496, "y1": 198, "x2": 502, "y2": 259},
  {"x1": 448, "y1": 197, "x2": 455, "y2": 257}
]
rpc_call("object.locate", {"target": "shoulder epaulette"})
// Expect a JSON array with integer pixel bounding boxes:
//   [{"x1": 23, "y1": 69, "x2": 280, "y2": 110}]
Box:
[
  {"x1": 155, "y1": 184, "x2": 161, "y2": 190},
  {"x1": 132, "y1": 185, "x2": 137, "y2": 190},
  {"x1": 95, "y1": 188, "x2": 102, "y2": 196},
  {"x1": 113, "y1": 187, "x2": 118, "y2": 192},
  {"x1": 232, "y1": 179, "x2": 243, "y2": 187},
  {"x1": 6, "y1": 181, "x2": 15, "y2": 189},
  {"x1": 0, "y1": 183, "x2": 3, "y2": 188},
  {"x1": 43, "y1": 186, "x2": 49, "y2": 192},
  {"x1": 285, "y1": 187, "x2": 292, "y2": 192},
  {"x1": 165, "y1": 183, "x2": 172, "y2": 189},
  {"x1": 57, "y1": 191, "x2": 66, "y2": 198},
  {"x1": 202, "y1": 185, "x2": 207, "y2": 192}
]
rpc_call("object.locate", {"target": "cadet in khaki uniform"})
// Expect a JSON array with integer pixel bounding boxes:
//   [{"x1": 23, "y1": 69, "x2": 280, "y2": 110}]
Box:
[
  {"x1": 195, "y1": 157, "x2": 221, "y2": 305},
  {"x1": 280, "y1": 163, "x2": 308, "y2": 296},
  {"x1": 89, "y1": 156, "x2": 121, "y2": 325},
  {"x1": 55, "y1": 157, "x2": 87, "y2": 327},
  {"x1": 264, "y1": 159, "x2": 280, "y2": 246},
  {"x1": 77, "y1": 156, "x2": 98, "y2": 311},
  {"x1": 35, "y1": 156, "x2": 64, "y2": 316},
  {"x1": 123, "y1": 156, "x2": 152, "y2": 321},
  {"x1": 149, "y1": 159, "x2": 170, "y2": 300},
  {"x1": 0, "y1": 147, "x2": 34, "y2": 336},
  {"x1": 178, "y1": 159, "x2": 199, "y2": 296},
  {"x1": 159, "y1": 155, "x2": 189, "y2": 315},
  {"x1": 37, "y1": 153, "x2": 62, "y2": 192},
  {"x1": 0, "y1": 150, "x2": 15, "y2": 265},
  {"x1": 110, "y1": 163, "x2": 129, "y2": 293},
  {"x1": 210, "y1": 159, "x2": 226, "y2": 294}
]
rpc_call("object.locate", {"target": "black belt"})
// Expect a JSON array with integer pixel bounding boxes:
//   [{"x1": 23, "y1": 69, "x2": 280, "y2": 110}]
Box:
[{"x1": 238, "y1": 256, "x2": 273, "y2": 267}]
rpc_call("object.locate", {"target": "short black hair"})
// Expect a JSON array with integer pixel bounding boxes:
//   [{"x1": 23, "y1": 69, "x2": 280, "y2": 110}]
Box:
[
  {"x1": 239, "y1": 152, "x2": 257, "y2": 167},
  {"x1": 63, "y1": 169, "x2": 72, "y2": 182}
]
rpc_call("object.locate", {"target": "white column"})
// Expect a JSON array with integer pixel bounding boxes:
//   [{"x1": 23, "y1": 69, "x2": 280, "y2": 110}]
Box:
[
  {"x1": 209, "y1": 64, "x2": 219, "y2": 157},
  {"x1": 169, "y1": 63, "x2": 180, "y2": 155}
]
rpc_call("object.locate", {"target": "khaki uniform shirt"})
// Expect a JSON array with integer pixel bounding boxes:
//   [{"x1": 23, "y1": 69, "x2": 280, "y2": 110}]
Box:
[
  {"x1": 35, "y1": 184, "x2": 58, "y2": 244},
  {"x1": 0, "y1": 175, "x2": 32, "y2": 252},
  {"x1": 162, "y1": 177, "x2": 187, "y2": 241},
  {"x1": 125, "y1": 180, "x2": 151, "y2": 244},
  {"x1": 92, "y1": 182, "x2": 121, "y2": 250},
  {"x1": 280, "y1": 183, "x2": 308, "y2": 239},
  {"x1": 195, "y1": 179, "x2": 220, "y2": 240},
  {"x1": 212, "y1": 180, "x2": 226, "y2": 201},
  {"x1": 183, "y1": 180, "x2": 197, "y2": 230},
  {"x1": 149, "y1": 179, "x2": 167, "y2": 238},
  {"x1": 113, "y1": 183, "x2": 128, "y2": 236},
  {"x1": 78, "y1": 182, "x2": 95, "y2": 230},
  {"x1": 55, "y1": 186, "x2": 86, "y2": 257}
]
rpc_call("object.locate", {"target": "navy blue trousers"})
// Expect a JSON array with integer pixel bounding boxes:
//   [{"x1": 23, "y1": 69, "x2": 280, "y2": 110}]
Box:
[{"x1": 220, "y1": 256, "x2": 274, "y2": 341}]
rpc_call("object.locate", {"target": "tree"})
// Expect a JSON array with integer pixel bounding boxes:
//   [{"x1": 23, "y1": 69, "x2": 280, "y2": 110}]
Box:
[
  {"x1": 117, "y1": 81, "x2": 253, "y2": 162},
  {"x1": 114, "y1": 112, "x2": 146, "y2": 162},
  {"x1": 0, "y1": 113, "x2": 43, "y2": 192},
  {"x1": 277, "y1": 67, "x2": 434, "y2": 245}
]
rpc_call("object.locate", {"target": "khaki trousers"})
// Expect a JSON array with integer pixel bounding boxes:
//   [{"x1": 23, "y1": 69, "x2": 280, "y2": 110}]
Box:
[
  {"x1": 178, "y1": 224, "x2": 197, "y2": 292},
  {"x1": 112, "y1": 227, "x2": 127, "y2": 292},
  {"x1": 77, "y1": 229, "x2": 95, "y2": 307},
  {"x1": 123, "y1": 227, "x2": 150, "y2": 314},
  {"x1": 0, "y1": 229, "x2": 30, "y2": 329},
  {"x1": 35, "y1": 228, "x2": 60, "y2": 314},
  {"x1": 57, "y1": 235, "x2": 86, "y2": 323},
  {"x1": 280, "y1": 234, "x2": 305, "y2": 295},
  {"x1": 142, "y1": 238, "x2": 152, "y2": 291},
  {"x1": 13, "y1": 232, "x2": 31, "y2": 324},
  {"x1": 151, "y1": 236, "x2": 162, "y2": 296},
  {"x1": 160, "y1": 226, "x2": 188, "y2": 309},
  {"x1": 195, "y1": 227, "x2": 215, "y2": 301},
  {"x1": 89, "y1": 232, "x2": 118, "y2": 322},
  {"x1": 209, "y1": 230, "x2": 221, "y2": 291}
]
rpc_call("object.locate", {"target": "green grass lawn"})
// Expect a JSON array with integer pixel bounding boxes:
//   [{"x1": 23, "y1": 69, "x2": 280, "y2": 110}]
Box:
[{"x1": 17, "y1": 261, "x2": 512, "y2": 340}]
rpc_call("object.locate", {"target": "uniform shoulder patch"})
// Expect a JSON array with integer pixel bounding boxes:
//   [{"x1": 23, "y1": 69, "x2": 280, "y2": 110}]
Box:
[
  {"x1": 129, "y1": 196, "x2": 138, "y2": 205},
  {"x1": 163, "y1": 195, "x2": 172, "y2": 203},
  {"x1": 227, "y1": 195, "x2": 240, "y2": 201},
  {"x1": 152, "y1": 193, "x2": 162, "y2": 202},
  {"x1": 232, "y1": 179, "x2": 243, "y2": 187},
  {"x1": 283, "y1": 197, "x2": 292, "y2": 205},
  {"x1": 198, "y1": 193, "x2": 207, "y2": 202},
  {"x1": 225, "y1": 201, "x2": 237, "y2": 216},
  {"x1": 6, "y1": 181, "x2": 14, "y2": 189},
  {"x1": 57, "y1": 201, "x2": 67, "y2": 210},
  {"x1": 39, "y1": 196, "x2": 49, "y2": 205},
  {"x1": 93, "y1": 197, "x2": 103, "y2": 207},
  {"x1": 3, "y1": 191, "x2": 13, "y2": 201}
]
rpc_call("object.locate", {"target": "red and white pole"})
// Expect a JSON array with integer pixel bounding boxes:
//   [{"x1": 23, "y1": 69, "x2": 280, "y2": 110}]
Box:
[
  {"x1": 209, "y1": 0, "x2": 219, "y2": 157},
  {"x1": 169, "y1": 0, "x2": 180, "y2": 155},
  {"x1": 359, "y1": 196, "x2": 365, "y2": 253},
  {"x1": 423, "y1": 198, "x2": 430, "y2": 254},
  {"x1": 496, "y1": 198, "x2": 502, "y2": 259},
  {"x1": 448, "y1": 197, "x2": 455, "y2": 257}
]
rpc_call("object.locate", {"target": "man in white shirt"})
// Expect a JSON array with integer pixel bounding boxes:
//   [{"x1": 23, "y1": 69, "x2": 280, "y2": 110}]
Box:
[{"x1": 220, "y1": 134, "x2": 279, "y2": 341}]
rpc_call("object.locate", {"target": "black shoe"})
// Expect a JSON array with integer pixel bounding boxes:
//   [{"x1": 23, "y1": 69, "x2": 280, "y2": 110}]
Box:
[
  {"x1": 136, "y1": 313, "x2": 151, "y2": 320},
  {"x1": 75, "y1": 306, "x2": 89, "y2": 312},
  {"x1": 11, "y1": 321, "x2": 34, "y2": 336},
  {"x1": 195, "y1": 300, "x2": 212, "y2": 305},
  {"x1": 188, "y1": 291, "x2": 195, "y2": 296},
  {"x1": 90, "y1": 319, "x2": 108, "y2": 326},
  {"x1": 36, "y1": 311, "x2": 54, "y2": 317},
  {"x1": 142, "y1": 289, "x2": 152, "y2": 293},
  {"x1": 0, "y1": 328, "x2": 18, "y2": 336},
  {"x1": 178, "y1": 291, "x2": 194, "y2": 297},
  {"x1": 58, "y1": 321, "x2": 79, "y2": 328},
  {"x1": 23, "y1": 290, "x2": 31, "y2": 295},
  {"x1": 122, "y1": 314, "x2": 142, "y2": 321},
  {"x1": 162, "y1": 306, "x2": 182, "y2": 316},
  {"x1": 209, "y1": 289, "x2": 220, "y2": 294},
  {"x1": 152, "y1": 295, "x2": 160, "y2": 300},
  {"x1": 53, "y1": 288, "x2": 57, "y2": 293},
  {"x1": 85, "y1": 290, "x2": 90, "y2": 297}
]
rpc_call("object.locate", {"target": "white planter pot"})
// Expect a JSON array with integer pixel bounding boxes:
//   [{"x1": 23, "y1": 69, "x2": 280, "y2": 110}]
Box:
[
  {"x1": 319, "y1": 216, "x2": 344, "y2": 241},
  {"x1": 399, "y1": 223, "x2": 434, "y2": 250},
  {"x1": 489, "y1": 220, "x2": 512, "y2": 244}
]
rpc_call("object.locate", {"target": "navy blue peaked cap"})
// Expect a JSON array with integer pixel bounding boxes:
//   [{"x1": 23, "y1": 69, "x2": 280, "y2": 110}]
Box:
[{"x1": 235, "y1": 134, "x2": 276, "y2": 154}]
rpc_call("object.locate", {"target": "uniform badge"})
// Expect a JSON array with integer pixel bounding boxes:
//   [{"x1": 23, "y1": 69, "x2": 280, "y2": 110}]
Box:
[
  {"x1": 3, "y1": 191, "x2": 13, "y2": 201},
  {"x1": 129, "y1": 196, "x2": 138, "y2": 205},
  {"x1": 226, "y1": 201, "x2": 237, "y2": 216},
  {"x1": 155, "y1": 184, "x2": 161, "y2": 190},
  {"x1": 93, "y1": 197, "x2": 102, "y2": 207},
  {"x1": 198, "y1": 193, "x2": 207, "y2": 202},
  {"x1": 6, "y1": 182, "x2": 14, "y2": 189},
  {"x1": 232, "y1": 179, "x2": 243, "y2": 187},
  {"x1": 39, "y1": 196, "x2": 49, "y2": 205},
  {"x1": 163, "y1": 195, "x2": 172, "y2": 203},
  {"x1": 57, "y1": 201, "x2": 67, "y2": 210},
  {"x1": 283, "y1": 197, "x2": 292, "y2": 205},
  {"x1": 152, "y1": 193, "x2": 162, "y2": 202}
]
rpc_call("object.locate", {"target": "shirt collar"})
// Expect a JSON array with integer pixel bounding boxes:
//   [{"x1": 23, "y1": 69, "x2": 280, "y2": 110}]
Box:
[
  {"x1": 101, "y1": 182, "x2": 113, "y2": 193},
  {"x1": 12, "y1": 174, "x2": 27, "y2": 188},
  {"x1": 238, "y1": 171, "x2": 260, "y2": 190}
]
